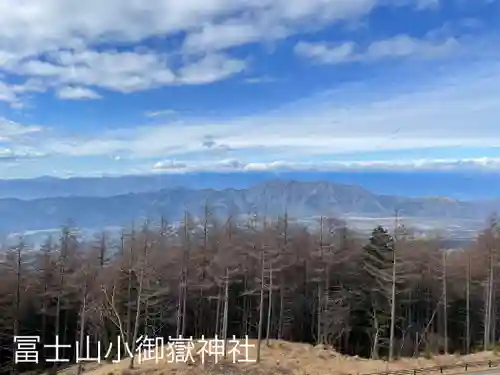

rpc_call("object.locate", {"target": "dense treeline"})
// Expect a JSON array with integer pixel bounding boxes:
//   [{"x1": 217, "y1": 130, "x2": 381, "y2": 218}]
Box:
[{"x1": 1, "y1": 211, "x2": 499, "y2": 374}]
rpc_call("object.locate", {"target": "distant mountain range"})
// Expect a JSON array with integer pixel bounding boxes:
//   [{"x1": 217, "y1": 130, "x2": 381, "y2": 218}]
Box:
[
  {"x1": 1, "y1": 170, "x2": 500, "y2": 200},
  {"x1": 0, "y1": 179, "x2": 496, "y2": 236}
]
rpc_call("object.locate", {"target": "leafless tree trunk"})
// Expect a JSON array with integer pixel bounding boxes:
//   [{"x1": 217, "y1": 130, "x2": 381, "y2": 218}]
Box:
[
  {"x1": 318, "y1": 282, "x2": 324, "y2": 345},
  {"x1": 181, "y1": 211, "x2": 190, "y2": 337},
  {"x1": 77, "y1": 280, "x2": 88, "y2": 375},
  {"x1": 128, "y1": 239, "x2": 149, "y2": 369},
  {"x1": 278, "y1": 279, "x2": 284, "y2": 340},
  {"x1": 126, "y1": 229, "x2": 134, "y2": 345},
  {"x1": 53, "y1": 229, "x2": 70, "y2": 372},
  {"x1": 371, "y1": 306, "x2": 380, "y2": 359},
  {"x1": 488, "y1": 245, "x2": 495, "y2": 347},
  {"x1": 11, "y1": 242, "x2": 22, "y2": 375},
  {"x1": 466, "y1": 250, "x2": 471, "y2": 354},
  {"x1": 256, "y1": 250, "x2": 265, "y2": 362},
  {"x1": 266, "y1": 266, "x2": 273, "y2": 346},
  {"x1": 442, "y1": 250, "x2": 448, "y2": 354},
  {"x1": 176, "y1": 277, "x2": 183, "y2": 337},
  {"x1": 389, "y1": 211, "x2": 398, "y2": 361},
  {"x1": 222, "y1": 267, "x2": 229, "y2": 358},
  {"x1": 215, "y1": 286, "x2": 222, "y2": 337},
  {"x1": 483, "y1": 223, "x2": 495, "y2": 351},
  {"x1": 491, "y1": 294, "x2": 497, "y2": 345}
]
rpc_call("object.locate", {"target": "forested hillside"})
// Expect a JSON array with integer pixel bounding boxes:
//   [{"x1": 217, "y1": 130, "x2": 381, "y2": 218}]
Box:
[{"x1": 2, "y1": 212, "x2": 499, "y2": 374}]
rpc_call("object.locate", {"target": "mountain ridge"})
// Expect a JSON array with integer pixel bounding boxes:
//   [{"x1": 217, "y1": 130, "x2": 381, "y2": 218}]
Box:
[
  {"x1": 0, "y1": 179, "x2": 496, "y2": 235},
  {"x1": 0, "y1": 171, "x2": 499, "y2": 200}
]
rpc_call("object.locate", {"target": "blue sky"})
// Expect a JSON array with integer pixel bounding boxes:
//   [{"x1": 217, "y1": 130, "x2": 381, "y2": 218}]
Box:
[{"x1": 0, "y1": 0, "x2": 500, "y2": 178}]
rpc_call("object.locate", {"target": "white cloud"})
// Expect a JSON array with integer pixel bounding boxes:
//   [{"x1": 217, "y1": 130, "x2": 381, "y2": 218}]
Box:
[
  {"x1": 0, "y1": 0, "x2": 392, "y2": 57},
  {"x1": 0, "y1": 118, "x2": 42, "y2": 141},
  {"x1": 0, "y1": 81, "x2": 17, "y2": 103},
  {"x1": 151, "y1": 157, "x2": 500, "y2": 173},
  {"x1": 366, "y1": 34, "x2": 459, "y2": 60},
  {"x1": 16, "y1": 49, "x2": 177, "y2": 93},
  {"x1": 295, "y1": 41, "x2": 357, "y2": 64},
  {"x1": 153, "y1": 159, "x2": 188, "y2": 170},
  {"x1": 145, "y1": 109, "x2": 178, "y2": 118},
  {"x1": 295, "y1": 33, "x2": 460, "y2": 64},
  {"x1": 182, "y1": 21, "x2": 276, "y2": 53},
  {"x1": 3, "y1": 46, "x2": 500, "y2": 175},
  {"x1": 9, "y1": 49, "x2": 247, "y2": 93},
  {"x1": 177, "y1": 53, "x2": 247, "y2": 84},
  {"x1": 0, "y1": 148, "x2": 46, "y2": 161},
  {"x1": 416, "y1": 0, "x2": 439, "y2": 10},
  {"x1": 57, "y1": 86, "x2": 101, "y2": 100},
  {"x1": 4, "y1": 59, "x2": 494, "y2": 164},
  {"x1": 0, "y1": 78, "x2": 45, "y2": 105},
  {"x1": 0, "y1": 0, "x2": 439, "y2": 102},
  {"x1": 244, "y1": 76, "x2": 277, "y2": 84},
  {"x1": 179, "y1": 0, "x2": 444, "y2": 55}
]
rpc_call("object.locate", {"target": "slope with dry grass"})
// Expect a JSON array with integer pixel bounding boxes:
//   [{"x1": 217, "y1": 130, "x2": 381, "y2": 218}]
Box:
[{"x1": 55, "y1": 340, "x2": 500, "y2": 375}]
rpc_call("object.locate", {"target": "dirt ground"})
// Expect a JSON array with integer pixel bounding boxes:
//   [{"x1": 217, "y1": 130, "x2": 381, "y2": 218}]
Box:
[{"x1": 55, "y1": 340, "x2": 500, "y2": 375}]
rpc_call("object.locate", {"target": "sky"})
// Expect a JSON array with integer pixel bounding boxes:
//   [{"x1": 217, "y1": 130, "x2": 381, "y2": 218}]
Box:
[{"x1": 0, "y1": 0, "x2": 500, "y2": 179}]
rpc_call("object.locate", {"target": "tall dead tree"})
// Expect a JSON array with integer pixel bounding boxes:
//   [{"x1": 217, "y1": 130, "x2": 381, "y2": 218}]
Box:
[
  {"x1": 76, "y1": 259, "x2": 91, "y2": 375},
  {"x1": 466, "y1": 249, "x2": 471, "y2": 354},
  {"x1": 277, "y1": 213, "x2": 290, "y2": 341},
  {"x1": 11, "y1": 240, "x2": 24, "y2": 375},
  {"x1": 222, "y1": 267, "x2": 229, "y2": 358},
  {"x1": 126, "y1": 226, "x2": 135, "y2": 345},
  {"x1": 482, "y1": 219, "x2": 496, "y2": 351},
  {"x1": 52, "y1": 227, "x2": 73, "y2": 372},
  {"x1": 388, "y1": 210, "x2": 399, "y2": 361},
  {"x1": 256, "y1": 249, "x2": 265, "y2": 363},
  {"x1": 266, "y1": 265, "x2": 273, "y2": 346},
  {"x1": 442, "y1": 250, "x2": 448, "y2": 354},
  {"x1": 128, "y1": 235, "x2": 150, "y2": 369}
]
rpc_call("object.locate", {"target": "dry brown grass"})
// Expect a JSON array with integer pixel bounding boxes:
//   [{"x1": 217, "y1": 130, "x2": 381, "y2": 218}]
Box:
[{"x1": 55, "y1": 340, "x2": 500, "y2": 375}]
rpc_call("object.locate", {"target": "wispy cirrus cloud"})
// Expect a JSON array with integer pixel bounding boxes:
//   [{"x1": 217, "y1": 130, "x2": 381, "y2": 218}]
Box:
[
  {"x1": 145, "y1": 109, "x2": 178, "y2": 118},
  {"x1": 0, "y1": 118, "x2": 43, "y2": 141},
  {"x1": 3, "y1": 57, "x2": 500, "y2": 173},
  {"x1": 243, "y1": 76, "x2": 278, "y2": 84}
]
